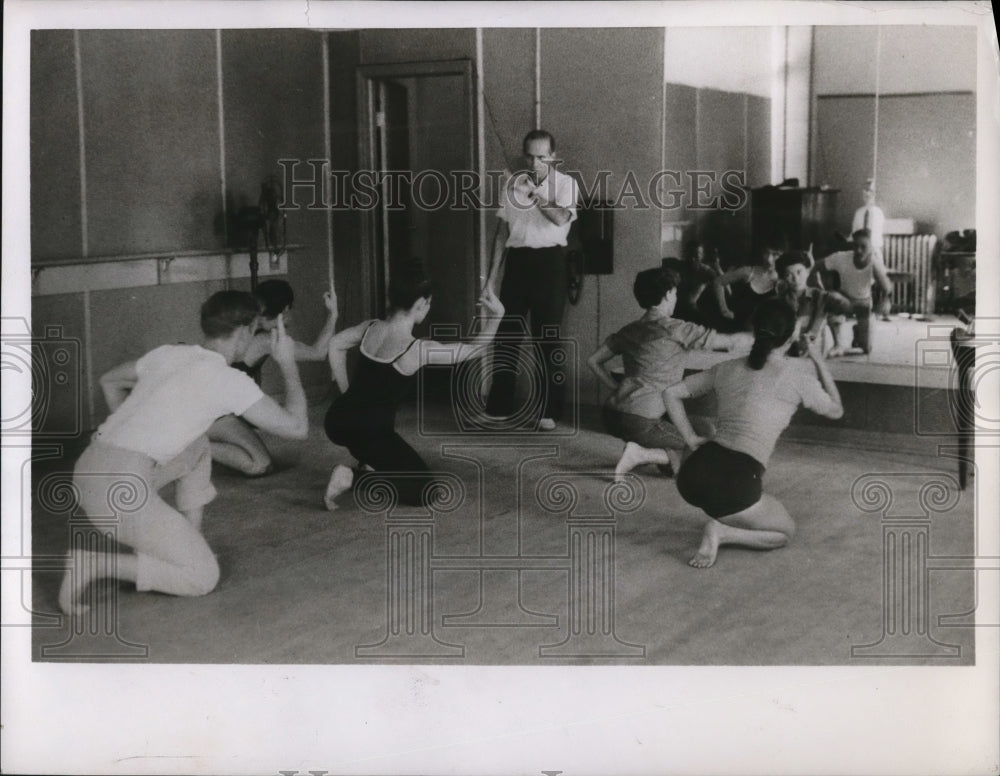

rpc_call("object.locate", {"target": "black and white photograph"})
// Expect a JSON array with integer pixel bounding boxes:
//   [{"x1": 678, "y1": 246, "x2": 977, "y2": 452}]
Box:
[{"x1": 3, "y1": 1, "x2": 998, "y2": 774}]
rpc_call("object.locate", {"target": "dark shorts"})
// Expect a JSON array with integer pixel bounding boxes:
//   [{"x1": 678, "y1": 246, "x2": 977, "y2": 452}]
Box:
[{"x1": 676, "y1": 441, "x2": 765, "y2": 518}]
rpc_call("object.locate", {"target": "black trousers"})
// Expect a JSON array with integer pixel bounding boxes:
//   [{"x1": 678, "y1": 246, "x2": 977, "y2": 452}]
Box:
[
  {"x1": 485, "y1": 246, "x2": 568, "y2": 420},
  {"x1": 324, "y1": 408, "x2": 435, "y2": 508}
]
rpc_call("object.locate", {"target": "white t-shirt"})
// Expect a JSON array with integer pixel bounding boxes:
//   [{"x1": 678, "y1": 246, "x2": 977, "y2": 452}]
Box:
[
  {"x1": 683, "y1": 356, "x2": 838, "y2": 466},
  {"x1": 824, "y1": 250, "x2": 886, "y2": 301},
  {"x1": 499, "y1": 167, "x2": 579, "y2": 248},
  {"x1": 95, "y1": 344, "x2": 265, "y2": 463}
]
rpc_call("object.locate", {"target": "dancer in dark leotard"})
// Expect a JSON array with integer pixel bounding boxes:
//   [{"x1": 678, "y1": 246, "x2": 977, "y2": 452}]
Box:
[
  {"x1": 712, "y1": 243, "x2": 781, "y2": 332},
  {"x1": 323, "y1": 261, "x2": 505, "y2": 509}
]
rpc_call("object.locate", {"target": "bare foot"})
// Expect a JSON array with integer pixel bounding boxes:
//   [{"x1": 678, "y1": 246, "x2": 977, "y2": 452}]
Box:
[
  {"x1": 826, "y1": 346, "x2": 845, "y2": 358},
  {"x1": 689, "y1": 520, "x2": 721, "y2": 568},
  {"x1": 324, "y1": 464, "x2": 354, "y2": 511},
  {"x1": 58, "y1": 550, "x2": 94, "y2": 615},
  {"x1": 614, "y1": 442, "x2": 644, "y2": 484}
]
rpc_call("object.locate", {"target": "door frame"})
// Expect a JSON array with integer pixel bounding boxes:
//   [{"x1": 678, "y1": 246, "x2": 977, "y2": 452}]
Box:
[{"x1": 356, "y1": 59, "x2": 478, "y2": 320}]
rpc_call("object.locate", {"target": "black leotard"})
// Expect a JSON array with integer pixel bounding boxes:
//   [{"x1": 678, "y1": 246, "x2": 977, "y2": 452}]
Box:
[
  {"x1": 325, "y1": 321, "x2": 418, "y2": 435},
  {"x1": 324, "y1": 322, "x2": 435, "y2": 507}
]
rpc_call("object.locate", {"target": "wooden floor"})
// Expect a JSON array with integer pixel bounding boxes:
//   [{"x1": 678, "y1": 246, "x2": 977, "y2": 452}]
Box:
[{"x1": 31, "y1": 401, "x2": 977, "y2": 665}]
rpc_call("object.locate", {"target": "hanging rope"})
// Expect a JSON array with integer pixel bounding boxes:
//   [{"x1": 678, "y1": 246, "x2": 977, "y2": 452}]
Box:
[{"x1": 873, "y1": 26, "x2": 882, "y2": 185}]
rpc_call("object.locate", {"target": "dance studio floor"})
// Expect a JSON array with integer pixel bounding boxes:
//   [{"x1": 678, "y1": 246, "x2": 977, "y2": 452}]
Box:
[{"x1": 29, "y1": 393, "x2": 978, "y2": 667}]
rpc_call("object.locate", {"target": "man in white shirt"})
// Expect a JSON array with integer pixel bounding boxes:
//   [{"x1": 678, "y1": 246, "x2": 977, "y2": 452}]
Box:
[
  {"x1": 59, "y1": 290, "x2": 310, "y2": 614},
  {"x1": 814, "y1": 229, "x2": 893, "y2": 356},
  {"x1": 851, "y1": 179, "x2": 885, "y2": 254},
  {"x1": 484, "y1": 129, "x2": 579, "y2": 430}
]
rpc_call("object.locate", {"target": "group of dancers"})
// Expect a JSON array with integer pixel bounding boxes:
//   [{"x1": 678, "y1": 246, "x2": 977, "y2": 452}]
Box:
[
  {"x1": 669, "y1": 228, "x2": 893, "y2": 357},
  {"x1": 590, "y1": 262, "x2": 843, "y2": 568},
  {"x1": 57, "y1": 251, "x2": 844, "y2": 616},
  {"x1": 56, "y1": 129, "x2": 863, "y2": 615}
]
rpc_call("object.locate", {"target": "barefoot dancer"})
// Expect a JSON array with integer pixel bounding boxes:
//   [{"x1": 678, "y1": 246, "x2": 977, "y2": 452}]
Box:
[
  {"x1": 323, "y1": 260, "x2": 505, "y2": 509},
  {"x1": 208, "y1": 279, "x2": 338, "y2": 476},
  {"x1": 59, "y1": 291, "x2": 308, "y2": 614},
  {"x1": 664, "y1": 298, "x2": 844, "y2": 568},
  {"x1": 587, "y1": 266, "x2": 750, "y2": 481}
]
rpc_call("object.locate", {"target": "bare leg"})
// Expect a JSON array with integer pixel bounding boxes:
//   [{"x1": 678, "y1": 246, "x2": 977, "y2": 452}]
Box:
[
  {"x1": 208, "y1": 415, "x2": 273, "y2": 476},
  {"x1": 615, "y1": 441, "x2": 672, "y2": 483},
  {"x1": 690, "y1": 493, "x2": 796, "y2": 569},
  {"x1": 827, "y1": 319, "x2": 846, "y2": 357}
]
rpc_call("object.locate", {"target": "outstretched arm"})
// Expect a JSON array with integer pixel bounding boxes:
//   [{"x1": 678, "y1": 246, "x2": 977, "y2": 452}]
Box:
[
  {"x1": 805, "y1": 340, "x2": 844, "y2": 419},
  {"x1": 293, "y1": 290, "x2": 339, "y2": 361},
  {"x1": 706, "y1": 330, "x2": 754, "y2": 352},
  {"x1": 713, "y1": 267, "x2": 751, "y2": 319},
  {"x1": 410, "y1": 287, "x2": 506, "y2": 369}
]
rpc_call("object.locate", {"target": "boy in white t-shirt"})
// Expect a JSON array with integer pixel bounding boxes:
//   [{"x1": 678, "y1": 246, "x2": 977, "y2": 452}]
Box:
[
  {"x1": 58, "y1": 290, "x2": 310, "y2": 615},
  {"x1": 813, "y1": 228, "x2": 893, "y2": 356}
]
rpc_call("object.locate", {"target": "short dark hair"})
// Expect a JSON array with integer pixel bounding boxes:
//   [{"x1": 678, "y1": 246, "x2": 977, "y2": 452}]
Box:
[
  {"x1": 523, "y1": 129, "x2": 556, "y2": 154},
  {"x1": 852, "y1": 228, "x2": 872, "y2": 241},
  {"x1": 200, "y1": 291, "x2": 260, "y2": 338},
  {"x1": 388, "y1": 258, "x2": 433, "y2": 311},
  {"x1": 633, "y1": 267, "x2": 680, "y2": 308},
  {"x1": 254, "y1": 279, "x2": 294, "y2": 319},
  {"x1": 775, "y1": 250, "x2": 813, "y2": 276}
]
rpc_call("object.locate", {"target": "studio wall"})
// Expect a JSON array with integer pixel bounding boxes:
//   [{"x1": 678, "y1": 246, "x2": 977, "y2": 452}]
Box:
[
  {"x1": 31, "y1": 29, "x2": 331, "y2": 428},
  {"x1": 31, "y1": 25, "x2": 969, "y2": 438},
  {"x1": 32, "y1": 26, "x2": 775, "y2": 426},
  {"x1": 810, "y1": 25, "x2": 977, "y2": 237}
]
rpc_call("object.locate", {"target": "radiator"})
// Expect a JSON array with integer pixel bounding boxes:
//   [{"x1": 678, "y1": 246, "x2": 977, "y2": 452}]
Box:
[{"x1": 882, "y1": 234, "x2": 937, "y2": 315}]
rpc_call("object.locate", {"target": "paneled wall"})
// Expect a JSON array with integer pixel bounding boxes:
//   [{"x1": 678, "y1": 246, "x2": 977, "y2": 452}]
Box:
[
  {"x1": 810, "y1": 25, "x2": 977, "y2": 236},
  {"x1": 33, "y1": 26, "x2": 775, "y2": 428},
  {"x1": 31, "y1": 29, "x2": 331, "y2": 431},
  {"x1": 813, "y1": 92, "x2": 976, "y2": 237}
]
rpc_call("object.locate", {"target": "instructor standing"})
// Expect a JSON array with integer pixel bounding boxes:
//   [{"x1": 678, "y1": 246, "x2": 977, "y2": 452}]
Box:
[{"x1": 484, "y1": 129, "x2": 579, "y2": 430}]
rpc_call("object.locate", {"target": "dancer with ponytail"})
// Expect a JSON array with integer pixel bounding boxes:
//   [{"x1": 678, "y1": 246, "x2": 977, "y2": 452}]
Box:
[
  {"x1": 664, "y1": 298, "x2": 844, "y2": 568},
  {"x1": 323, "y1": 259, "x2": 505, "y2": 509}
]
